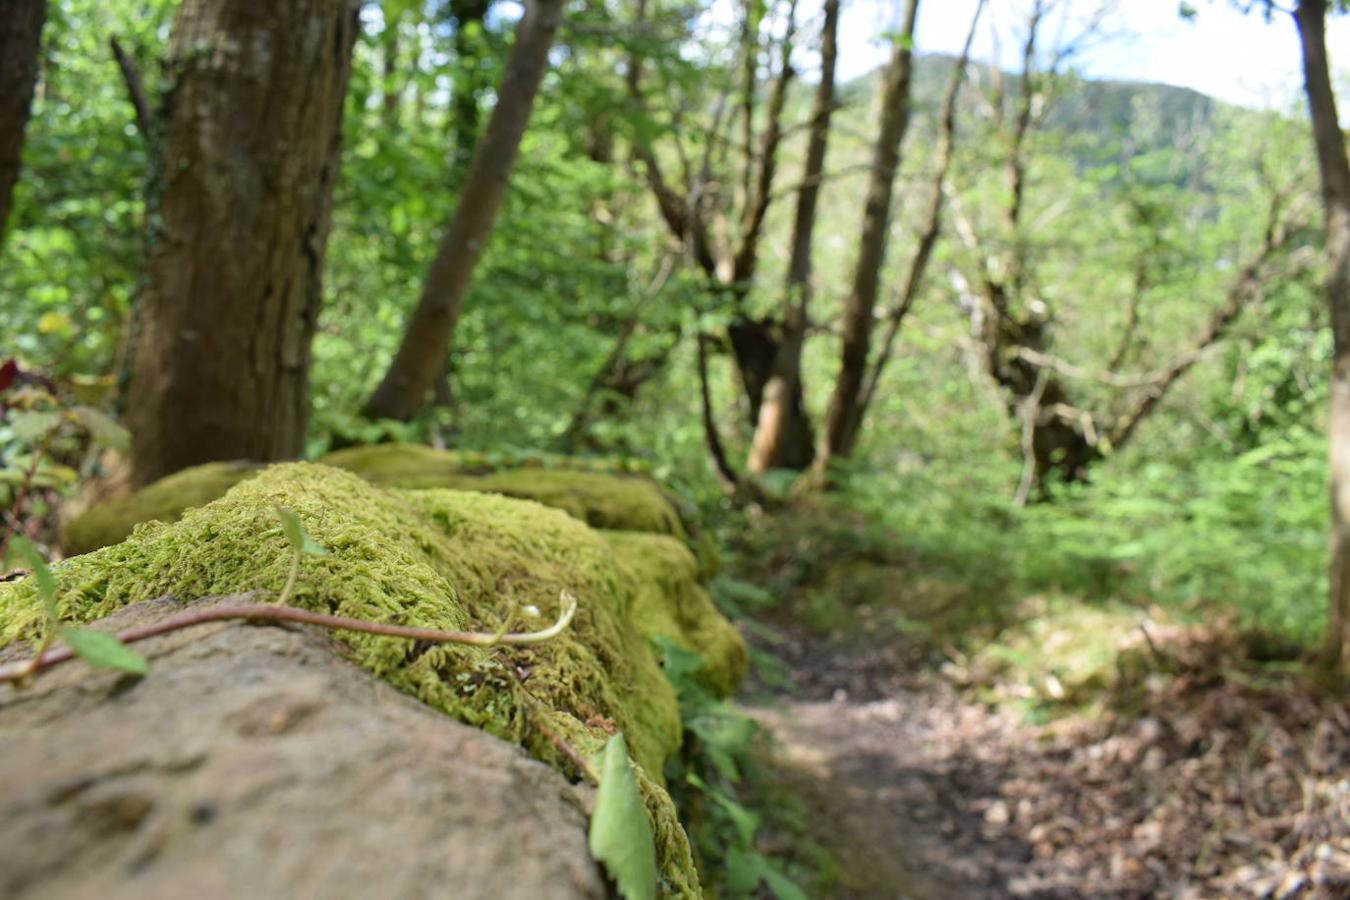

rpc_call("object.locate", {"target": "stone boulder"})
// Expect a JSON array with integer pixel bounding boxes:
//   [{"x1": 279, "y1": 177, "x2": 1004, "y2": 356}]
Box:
[{"x1": 0, "y1": 595, "x2": 606, "y2": 900}]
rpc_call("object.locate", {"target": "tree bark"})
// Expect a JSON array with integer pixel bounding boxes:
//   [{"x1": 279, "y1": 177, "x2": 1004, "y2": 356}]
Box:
[
  {"x1": 1294, "y1": 0, "x2": 1350, "y2": 672},
  {"x1": 362, "y1": 0, "x2": 563, "y2": 422},
  {"x1": 0, "y1": 0, "x2": 46, "y2": 249},
  {"x1": 746, "y1": 0, "x2": 837, "y2": 475},
  {"x1": 816, "y1": 0, "x2": 920, "y2": 470},
  {"x1": 125, "y1": 0, "x2": 358, "y2": 487}
]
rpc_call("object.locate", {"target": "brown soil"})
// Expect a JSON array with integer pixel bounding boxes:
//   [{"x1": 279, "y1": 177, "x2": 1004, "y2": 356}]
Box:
[{"x1": 745, "y1": 625, "x2": 1349, "y2": 900}]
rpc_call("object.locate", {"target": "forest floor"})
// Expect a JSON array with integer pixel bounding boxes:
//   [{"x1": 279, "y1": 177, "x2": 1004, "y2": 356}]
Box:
[{"x1": 733, "y1": 539, "x2": 1349, "y2": 899}]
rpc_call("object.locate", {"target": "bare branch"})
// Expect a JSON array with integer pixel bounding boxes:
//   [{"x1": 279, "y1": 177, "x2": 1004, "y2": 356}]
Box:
[
  {"x1": 856, "y1": 0, "x2": 988, "y2": 421},
  {"x1": 1014, "y1": 365, "x2": 1050, "y2": 506},
  {"x1": 733, "y1": 0, "x2": 798, "y2": 283},
  {"x1": 109, "y1": 37, "x2": 151, "y2": 138},
  {"x1": 696, "y1": 332, "x2": 741, "y2": 493}
]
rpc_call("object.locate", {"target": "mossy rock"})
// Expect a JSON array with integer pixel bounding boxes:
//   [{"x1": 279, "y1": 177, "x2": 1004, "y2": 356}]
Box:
[
  {"x1": 62, "y1": 460, "x2": 262, "y2": 555},
  {"x1": 6, "y1": 464, "x2": 712, "y2": 894},
  {"x1": 323, "y1": 444, "x2": 685, "y2": 537},
  {"x1": 607, "y1": 531, "x2": 747, "y2": 697},
  {"x1": 63, "y1": 444, "x2": 686, "y2": 554}
]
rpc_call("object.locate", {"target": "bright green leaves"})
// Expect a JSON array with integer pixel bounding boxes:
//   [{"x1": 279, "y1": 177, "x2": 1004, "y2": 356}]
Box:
[
  {"x1": 58, "y1": 626, "x2": 149, "y2": 675},
  {"x1": 6, "y1": 536, "x2": 148, "y2": 675},
  {"x1": 588, "y1": 734, "x2": 657, "y2": 900},
  {"x1": 274, "y1": 505, "x2": 330, "y2": 557}
]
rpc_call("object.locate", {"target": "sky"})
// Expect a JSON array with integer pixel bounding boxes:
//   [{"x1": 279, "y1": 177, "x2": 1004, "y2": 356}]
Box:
[{"x1": 826, "y1": 0, "x2": 1350, "y2": 110}]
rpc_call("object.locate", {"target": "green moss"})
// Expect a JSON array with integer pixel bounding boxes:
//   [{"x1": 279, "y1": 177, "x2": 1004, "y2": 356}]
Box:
[
  {"x1": 320, "y1": 443, "x2": 477, "y2": 488},
  {"x1": 63, "y1": 445, "x2": 690, "y2": 556},
  {"x1": 324, "y1": 444, "x2": 686, "y2": 537},
  {"x1": 472, "y1": 470, "x2": 686, "y2": 538},
  {"x1": 4, "y1": 464, "x2": 701, "y2": 895},
  {"x1": 61, "y1": 461, "x2": 263, "y2": 555},
  {"x1": 606, "y1": 531, "x2": 748, "y2": 698}
]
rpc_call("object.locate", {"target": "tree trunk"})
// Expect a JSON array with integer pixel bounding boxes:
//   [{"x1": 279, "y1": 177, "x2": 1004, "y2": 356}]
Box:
[
  {"x1": 730, "y1": 319, "x2": 814, "y2": 470},
  {"x1": 1295, "y1": 0, "x2": 1350, "y2": 672},
  {"x1": 816, "y1": 0, "x2": 920, "y2": 470},
  {"x1": 747, "y1": 0, "x2": 838, "y2": 475},
  {"x1": 126, "y1": 0, "x2": 359, "y2": 487},
  {"x1": 0, "y1": 0, "x2": 46, "y2": 248},
  {"x1": 362, "y1": 0, "x2": 563, "y2": 422},
  {"x1": 448, "y1": 0, "x2": 493, "y2": 176}
]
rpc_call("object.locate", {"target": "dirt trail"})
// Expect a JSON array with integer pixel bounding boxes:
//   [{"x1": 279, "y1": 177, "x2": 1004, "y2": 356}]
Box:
[
  {"x1": 744, "y1": 633, "x2": 1042, "y2": 900},
  {"x1": 743, "y1": 628, "x2": 1349, "y2": 900}
]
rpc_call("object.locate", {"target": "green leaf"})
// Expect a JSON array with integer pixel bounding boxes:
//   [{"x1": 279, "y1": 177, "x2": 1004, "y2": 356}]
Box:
[
  {"x1": 274, "y1": 506, "x2": 330, "y2": 556},
  {"x1": 59, "y1": 626, "x2": 149, "y2": 675},
  {"x1": 9, "y1": 410, "x2": 60, "y2": 441},
  {"x1": 70, "y1": 405, "x2": 130, "y2": 453},
  {"x1": 713, "y1": 790, "x2": 760, "y2": 845},
  {"x1": 7, "y1": 535, "x2": 58, "y2": 616},
  {"x1": 588, "y1": 734, "x2": 657, "y2": 900},
  {"x1": 757, "y1": 859, "x2": 810, "y2": 900}
]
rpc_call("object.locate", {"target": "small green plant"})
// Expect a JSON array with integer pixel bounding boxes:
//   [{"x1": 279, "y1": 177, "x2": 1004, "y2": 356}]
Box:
[
  {"x1": 654, "y1": 636, "x2": 812, "y2": 900},
  {"x1": 273, "y1": 505, "x2": 331, "y2": 606},
  {"x1": 6, "y1": 535, "x2": 147, "y2": 678}
]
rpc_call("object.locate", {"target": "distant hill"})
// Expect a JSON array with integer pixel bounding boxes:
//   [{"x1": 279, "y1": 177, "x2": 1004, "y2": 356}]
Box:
[{"x1": 831, "y1": 53, "x2": 1230, "y2": 179}]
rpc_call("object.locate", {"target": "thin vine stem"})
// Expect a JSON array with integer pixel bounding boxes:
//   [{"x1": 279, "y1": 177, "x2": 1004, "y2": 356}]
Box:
[{"x1": 0, "y1": 591, "x2": 579, "y2": 685}]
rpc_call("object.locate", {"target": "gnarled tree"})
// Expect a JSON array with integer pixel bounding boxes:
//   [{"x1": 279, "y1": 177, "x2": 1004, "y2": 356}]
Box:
[
  {"x1": 950, "y1": 0, "x2": 1306, "y2": 498},
  {"x1": 813, "y1": 0, "x2": 921, "y2": 473},
  {"x1": 747, "y1": 0, "x2": 839, "y2": 475},
  {"x1": 627, "y1": 0, "x2": 813, "y2": 473}
]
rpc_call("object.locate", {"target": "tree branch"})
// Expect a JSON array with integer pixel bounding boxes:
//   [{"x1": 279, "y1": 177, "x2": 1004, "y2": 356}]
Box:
[
  {"x1": 696, "y1": 332, "x2": 741, "y2": 493},
  {"x1": 855, "y1": 0, "x2": 988, "y2": 423},
  {"x1": 109, "y1": 37, "x2": 152, "y2": 139}
]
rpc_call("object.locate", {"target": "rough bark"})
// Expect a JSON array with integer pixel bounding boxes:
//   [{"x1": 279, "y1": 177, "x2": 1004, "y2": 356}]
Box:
[
  {"x1": 816, "y1": 0, "x2": 920, "y2": 469},
  {"x1": 0, "y1": 0, "x2": 46, "y2": 248},
  {"x1": 363, "y1": 0, "x2": 564, "y2": 421},
  {"x1": 126, "y1": 0, "x2": 358, "y2": 487},
  {"x1": 1294, "y1": 0, "x2": 1350, "y2": 672},
  {"x1": 747, "y1": 0, "x2": 836, "y2": 475}
]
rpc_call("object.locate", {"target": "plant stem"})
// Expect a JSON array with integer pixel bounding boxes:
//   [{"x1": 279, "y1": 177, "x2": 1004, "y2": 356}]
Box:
[
  {"x1": 0, "y1": 591, "x2": 579, "y2": 685},
  {"x1": 274, "y1": 551, "x2": 300, "y2": 606}
]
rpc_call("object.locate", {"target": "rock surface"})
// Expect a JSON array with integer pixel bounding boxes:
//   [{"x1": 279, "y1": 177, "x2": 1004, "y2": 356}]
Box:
[{"x1": 0, "y1": 596, "x2": 607, "y2": 900}]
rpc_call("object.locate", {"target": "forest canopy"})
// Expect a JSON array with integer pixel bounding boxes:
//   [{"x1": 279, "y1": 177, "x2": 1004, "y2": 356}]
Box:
[{"x1": 3, "y1": 0, "x2": 1346, "y2": 665}]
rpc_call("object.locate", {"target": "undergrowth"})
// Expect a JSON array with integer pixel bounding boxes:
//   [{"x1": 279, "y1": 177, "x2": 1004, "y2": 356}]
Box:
[{"x1": 655, "y1": 635, "x2": 829, "y2": 899}]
